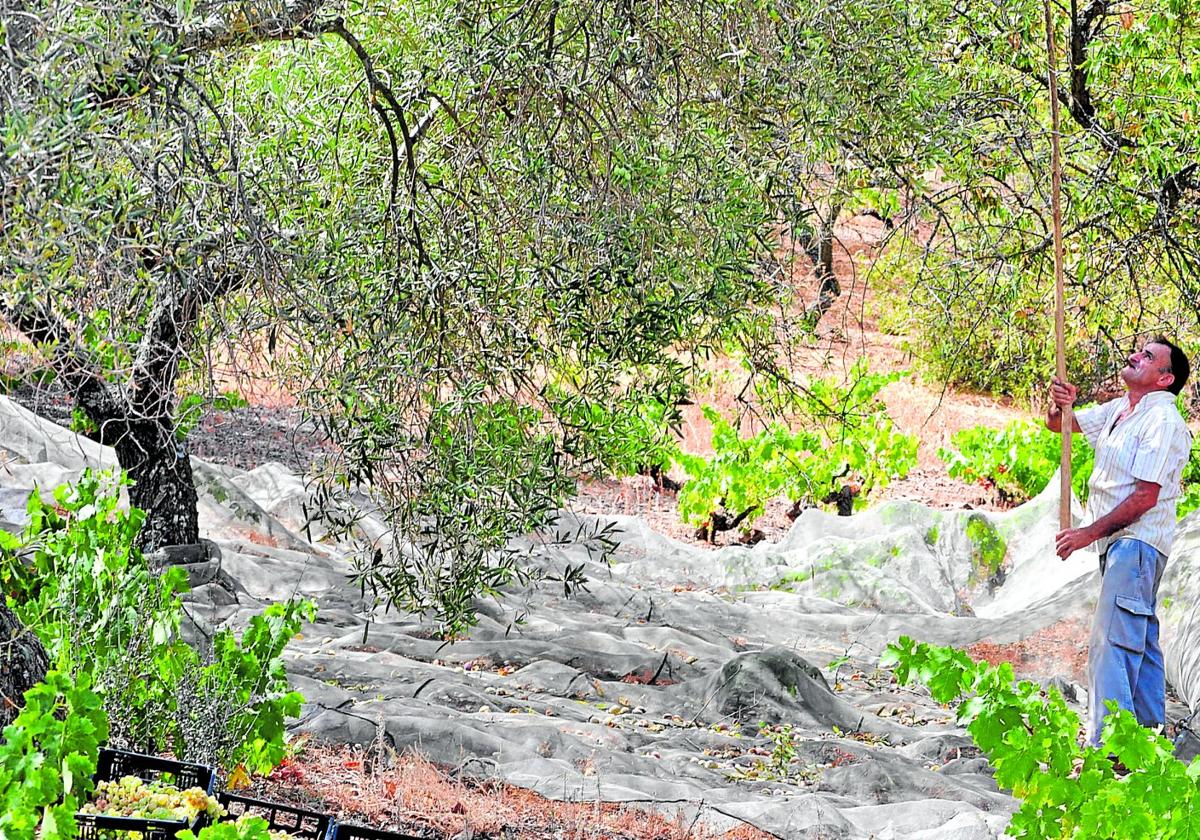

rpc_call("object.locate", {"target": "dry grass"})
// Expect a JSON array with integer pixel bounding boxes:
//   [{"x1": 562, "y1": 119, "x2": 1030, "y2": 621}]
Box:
[{"x1": 248, "y1": 742, "x2": 772, "y2": 840}]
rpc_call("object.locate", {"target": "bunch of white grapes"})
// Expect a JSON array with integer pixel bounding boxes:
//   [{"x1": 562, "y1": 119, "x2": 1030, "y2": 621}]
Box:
[{"x1": 80, "y1": 775, "x2": 224, "y2": 822}]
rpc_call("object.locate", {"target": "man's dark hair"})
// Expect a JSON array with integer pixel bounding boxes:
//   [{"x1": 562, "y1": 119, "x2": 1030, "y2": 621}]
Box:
[{"x1": 1153, "y1": 335, "x2": 1190, "y2": 396}]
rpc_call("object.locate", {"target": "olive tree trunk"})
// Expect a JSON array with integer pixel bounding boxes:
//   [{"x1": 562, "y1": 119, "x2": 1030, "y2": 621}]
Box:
[
  {"x1": 109, "y1": 422, "x2": 201, "y2": 551},
  {"x1": 0, "y1": 602, "x2": 49, "y2": 729}
]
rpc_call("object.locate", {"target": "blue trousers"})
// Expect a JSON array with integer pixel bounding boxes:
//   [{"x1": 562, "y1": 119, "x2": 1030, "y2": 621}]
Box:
[{"x1": 1087, "y1": 538, "x2": 1167, "y2": 746}]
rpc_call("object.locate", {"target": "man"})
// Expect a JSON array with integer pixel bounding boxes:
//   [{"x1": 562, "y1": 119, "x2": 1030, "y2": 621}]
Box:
[{"x1": 1047, "y1": 337, "x2": 1192, "y2": 746}]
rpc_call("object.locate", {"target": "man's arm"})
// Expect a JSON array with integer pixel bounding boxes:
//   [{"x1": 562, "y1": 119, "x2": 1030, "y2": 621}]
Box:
[
  {"x1": 1046, "y1": 377, "x2": 1083, "y2": 433},
  {"x1": 1054, "y1": 479, "x2": 1160, "y2": 559}
]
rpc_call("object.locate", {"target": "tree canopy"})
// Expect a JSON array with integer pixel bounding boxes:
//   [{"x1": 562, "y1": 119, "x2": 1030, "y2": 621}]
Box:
[{"x1": 4, "y1": 0, "x2": 1200, "y2": 629}]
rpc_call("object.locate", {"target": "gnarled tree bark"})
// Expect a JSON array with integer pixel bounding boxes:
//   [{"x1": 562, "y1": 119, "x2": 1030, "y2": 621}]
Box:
[
  {"x1": 3, "y1": 288, "x2": 212, "y2": 551},
  {"x1": 804, "y1": 201, "x2": 844, "y2": 323},
  {"x1": 0, "y1": 602, "x2": 48, "y2": 730}
]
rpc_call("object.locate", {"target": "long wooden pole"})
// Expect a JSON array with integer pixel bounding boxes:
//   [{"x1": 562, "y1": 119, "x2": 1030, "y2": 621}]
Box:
[{"x1": 1043, "y1": 1, "x2": 1073, "y2": 530}]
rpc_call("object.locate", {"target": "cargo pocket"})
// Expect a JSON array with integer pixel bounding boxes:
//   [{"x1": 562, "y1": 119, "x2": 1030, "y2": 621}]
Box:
[{"x1": 1108, "y1": 595, "x2": 1153, "y2": 653}]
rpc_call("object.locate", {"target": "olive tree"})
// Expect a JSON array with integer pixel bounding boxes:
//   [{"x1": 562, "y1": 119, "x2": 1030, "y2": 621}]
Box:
[
  {"x1": 854, "y1": 0, "x2": 1200, "y2": 399},
  {"x1": 16, "y1": 0, "x2": 1178, "y2": 630},
  {"x1": 1, "y1": 0, "x2": 806, "y2": 620},
  {"x1": 1, "y1": 0, "x2": 316, "y2": 549}
]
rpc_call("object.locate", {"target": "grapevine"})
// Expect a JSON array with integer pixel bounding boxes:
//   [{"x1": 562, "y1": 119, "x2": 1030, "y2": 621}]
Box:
[
  {"x1": 675, "y1": 360, "x2": 917, "y2": 534},
  {"x1": 234, "y1": 815, "x2": 299, "y2": 840},
  {"x1": 181, "y1": 815, "x2": 287, "y2": 840},
  {"x1": 883, "y1": 636, "x2": 1200, "y2": 838}
]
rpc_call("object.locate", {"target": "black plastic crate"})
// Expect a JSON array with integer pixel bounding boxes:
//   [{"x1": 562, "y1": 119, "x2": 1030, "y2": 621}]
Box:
[
  {"x1": 76, "y1": 748, "x2": 217, "y2": 840},
  {"x1": 218, "y1": 792, "x2": 335, "y2": 840},
  {"x1": 333, "y1": 824, "x2": 427, "y2": 840},
  {"x1": 76, "y1": 813, "x2": 204, "y2": 840}
]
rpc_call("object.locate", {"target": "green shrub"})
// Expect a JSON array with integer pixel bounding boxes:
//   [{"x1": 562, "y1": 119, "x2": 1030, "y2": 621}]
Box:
[
  {"x1": 674, "y1": 408, "x2": 816, "y2": 528},
  {"x1": 2, "y1": 471, "x2": 189, "y2": 753},
  {"x1": 0, "y1": 671, "x2": 107, "y2": 840},
  {"x1": 868, "y1": 241, "x2": 1122, "y2": 403},
  {"x1": 939, "y1": 418, "x2": 1095, "y2": 505},
  {"x1": 0, "y1": 469, "x2": 313, "y2": 775},
  {"x1": 176, "y1": 390, "x2": 251, "y2": 440},
  {"x1": 181, "y1": 599, "x2": 315, "y2": 775},
  {"x1": 941, "y1": 415, "x2": 1200, "y2": 520},
  {"x1": 543, "y1": 385, "x2": 682, "y2": 477},
  {"x1": 181, "y1": 817, "x2": 276, "y2": 840},
  {"x1": 1177, "y1": 435, "x2": 1200, "y2": 521},
  {"x1": 965, "y1": 515, "x2": 1007, "y2": 580},
  {"x1": 674, "y1": 361, "x2": 917, "y2": 530},
  {"x1": 883, "y1": 636, "x2": 1200, "y2": 838}
]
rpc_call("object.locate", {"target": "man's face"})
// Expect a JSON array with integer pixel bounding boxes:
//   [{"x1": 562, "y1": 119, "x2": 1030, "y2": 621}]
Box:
[{"x1": 1121, "y1": 342, "x2": 1175, "y2": 392}]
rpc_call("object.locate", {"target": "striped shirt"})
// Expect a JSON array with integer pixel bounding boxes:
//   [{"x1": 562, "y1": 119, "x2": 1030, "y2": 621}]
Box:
[{"x1": 1076, "y1": 390, "x2": 1192, "y2": 556}]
